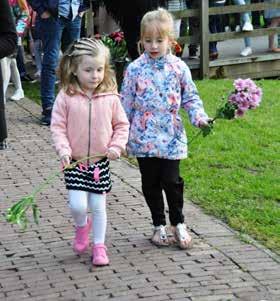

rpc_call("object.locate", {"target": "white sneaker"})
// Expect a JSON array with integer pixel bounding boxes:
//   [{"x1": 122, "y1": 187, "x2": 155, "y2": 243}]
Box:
[
  {"x1": 235, "y1": 25, "x2": 241, "y2": 32},
  {"x1": 10, "y1": 89, "x2": 24, "y2": 101},
  {"x1": 240, "y1": 46, "x2": 252, "y2": 57},
  {"x1": 242, "y1": 22, "x2": 253, "y2": 32},
  {"x1": 225, "y1": 26, "x2": 231, "y2": 32},
  {"x1": 34, "y1": 70, "x2": 41, "y2": 78}
]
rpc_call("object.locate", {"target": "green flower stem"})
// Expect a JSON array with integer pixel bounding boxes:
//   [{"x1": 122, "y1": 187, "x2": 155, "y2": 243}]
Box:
[
  {"x1": 188, "y1": 129, "x2": 203, "y2": 146},
  {"x1": 31, "y1": 153, "x2": 106, "y2": 198},
  {"x1": 6, "y1": 153, "x2": 106, "y2": 229}
]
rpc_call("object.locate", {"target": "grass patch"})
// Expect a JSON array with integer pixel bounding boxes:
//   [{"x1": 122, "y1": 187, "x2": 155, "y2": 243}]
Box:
[
  {"x1": 23, "y1": 79, "x2": 280, "y2": 254},
  {"x1": 181, "y1": 79, "x2": 280, "y2": 254},
  {"x1": 22, "y1": 82, "x2": 41, "y2": 105}
]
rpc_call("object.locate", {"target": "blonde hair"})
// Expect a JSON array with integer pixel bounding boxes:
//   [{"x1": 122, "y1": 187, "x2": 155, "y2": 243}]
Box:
[
  {"x1": 140, "y1": 8, "x2": 175, "y2": 41},
  {"x1": 58, "y1": 38, "x2": 117, "y2": 95}
]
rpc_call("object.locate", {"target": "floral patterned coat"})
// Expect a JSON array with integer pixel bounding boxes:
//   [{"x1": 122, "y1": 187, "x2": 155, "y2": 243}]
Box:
[
  {"x1": 9, "y1": 0, "x2": 30, "y2": 37},
  {"x1": 121, "y1": 52, "x2": 209, "y2": 160}
]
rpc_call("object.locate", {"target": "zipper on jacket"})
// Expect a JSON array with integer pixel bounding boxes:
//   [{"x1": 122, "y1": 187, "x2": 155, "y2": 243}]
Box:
[{"x1": 87, "y1": 99, "x2": 92, "y2": 165}]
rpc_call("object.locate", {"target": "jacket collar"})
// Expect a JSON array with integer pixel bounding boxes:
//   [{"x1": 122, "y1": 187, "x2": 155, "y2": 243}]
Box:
[{"x1": 143, "y1": 51, "x2": 173, "y2": 70}]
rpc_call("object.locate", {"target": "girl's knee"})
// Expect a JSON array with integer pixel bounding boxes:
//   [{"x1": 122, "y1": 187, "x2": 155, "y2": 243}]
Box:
[{"x1": 69, "y1": 201, "x2": 88, "y2": 215}]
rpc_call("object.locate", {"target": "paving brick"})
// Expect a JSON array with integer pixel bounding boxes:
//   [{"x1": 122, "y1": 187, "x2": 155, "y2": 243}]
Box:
[{"x1": 1, "y1": 97, "x2": 280, "y2": 300}]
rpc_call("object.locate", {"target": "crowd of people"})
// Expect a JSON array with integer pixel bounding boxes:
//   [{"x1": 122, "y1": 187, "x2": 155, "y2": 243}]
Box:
[
  {"x1": 0, "y1": 1, "x2": 279, "y2": 129},
  {"x1": 0, "y1": 0, "x2": 279, "y2": 266}
]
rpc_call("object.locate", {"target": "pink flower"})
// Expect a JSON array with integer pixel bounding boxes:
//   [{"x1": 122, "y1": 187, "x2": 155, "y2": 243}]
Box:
[
  {"x1": 229, "y1": 79, "x2": 262, "y2": 117},
  {"x1": 114, "y1": 36, "x2": 123, "y2": 43}
]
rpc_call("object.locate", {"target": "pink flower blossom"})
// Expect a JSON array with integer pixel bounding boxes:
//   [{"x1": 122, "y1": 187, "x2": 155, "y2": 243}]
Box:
[
  {"x1": 199, "y1": 79, "x2": 262, "y2": 139},
  {"x1": 228, "y1": 78, "x2": 262, "y2": 116}
]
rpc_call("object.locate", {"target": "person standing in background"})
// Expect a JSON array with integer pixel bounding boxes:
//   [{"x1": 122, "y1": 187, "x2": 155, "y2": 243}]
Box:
[
  {"x1": 264, "y1": 0, "x2": 280, "y2": 52},
  {"x1": 99, "y1": 0, "x2": 168, "y2": 60},
  {"x1": 232, "y1": 0, "x2": 254, "y2": 57},
  {"x1": 27, "y1": 0, "x2": 89, "y2": 126},
  {"x1": 0, "y1": 0, "x2": 17, "y2": 150},
  {"x1": 2, "y1": 0, "x2": 30, "y2": 102}
]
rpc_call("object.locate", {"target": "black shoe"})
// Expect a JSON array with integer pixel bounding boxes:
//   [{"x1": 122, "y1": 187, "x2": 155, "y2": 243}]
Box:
[
  {"x1": 189, "y1": 45, "x2": 198, "y2": 58},
  {"x1": 21, "y1": 74, "x2": 36, "y2": 83},
  {"x1": 209, "y1": 52, "x2": 219, "y2": 60},
  {"x1": 0, "y1": 139, "x2": 8, "y2": 150},
  {"x1": 40, "y1": 114, "x2": 51, "y2": 126}
]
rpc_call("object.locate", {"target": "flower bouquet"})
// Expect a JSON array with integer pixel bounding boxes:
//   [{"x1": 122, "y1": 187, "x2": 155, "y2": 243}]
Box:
[{"x1": 195, "y1": 78, "x2": 262, "y2": 140}]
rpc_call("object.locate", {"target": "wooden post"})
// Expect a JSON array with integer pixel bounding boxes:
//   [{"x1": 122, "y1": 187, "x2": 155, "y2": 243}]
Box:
[{"x1": 200, "y1": 0, "x2": 209, "y2": 79}]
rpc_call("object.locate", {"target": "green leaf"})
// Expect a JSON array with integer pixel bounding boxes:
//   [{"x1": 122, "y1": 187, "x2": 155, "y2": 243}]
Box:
[{"x1": 32, "y1": 204, "x2": 39, "y2": 225}]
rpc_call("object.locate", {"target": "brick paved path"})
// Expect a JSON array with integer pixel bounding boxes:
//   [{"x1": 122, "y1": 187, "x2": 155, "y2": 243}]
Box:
[{"x1": 1, "y1": 98, "x2": 279, "y2": 301}]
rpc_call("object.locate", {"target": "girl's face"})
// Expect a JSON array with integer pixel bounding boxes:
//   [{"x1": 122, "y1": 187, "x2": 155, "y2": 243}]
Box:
[
  {"x1": 142, "y1": 26, "x2": 171, "y2": 59},
  {"x1": 75, "y1": 54, "x2": 105, "y2": 94}
]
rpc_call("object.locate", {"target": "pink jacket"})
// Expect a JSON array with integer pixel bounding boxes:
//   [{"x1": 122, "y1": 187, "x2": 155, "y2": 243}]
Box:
[{"x1": 51, "y1": 90, "x2": 129, "y2": 161}]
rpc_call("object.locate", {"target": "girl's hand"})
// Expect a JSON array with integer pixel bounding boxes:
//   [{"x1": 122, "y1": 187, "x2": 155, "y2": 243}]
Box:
[
  {"x1": 60, "y1": 155, "x2": 71, "y2": 169},
  {"x1": 106, "y1": 149, "x2": 119, "y2": 160},
  {"x1": 198, "y1": 118, "x2": 214, "y2": 128},
  {"x1": 198, "y1": 118, "x2": 214, "y2": 137}
]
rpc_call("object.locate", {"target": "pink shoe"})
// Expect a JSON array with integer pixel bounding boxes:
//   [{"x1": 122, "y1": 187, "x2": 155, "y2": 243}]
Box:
[
  {"x1": 73, "y1": 218, "x2": 92, "y2": 254},
  {"x1": 92, "y1": 244, "x2": 109, "y2": 266}
]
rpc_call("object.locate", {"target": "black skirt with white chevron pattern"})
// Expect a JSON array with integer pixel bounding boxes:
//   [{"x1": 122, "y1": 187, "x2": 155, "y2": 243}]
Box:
[{"x1": 64, "y1": 157, "x2": 112, "y2": 194}]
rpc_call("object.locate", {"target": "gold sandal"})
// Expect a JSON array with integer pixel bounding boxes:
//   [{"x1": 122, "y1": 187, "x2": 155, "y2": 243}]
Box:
[{"x1": 151, "y1": 225, "x2": 169, "y2": 247}]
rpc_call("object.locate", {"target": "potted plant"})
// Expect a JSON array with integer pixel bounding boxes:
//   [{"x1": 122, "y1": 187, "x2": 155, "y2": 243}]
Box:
[{"x1": 95, "y1": 31, "x2": 129, "y2": 88}]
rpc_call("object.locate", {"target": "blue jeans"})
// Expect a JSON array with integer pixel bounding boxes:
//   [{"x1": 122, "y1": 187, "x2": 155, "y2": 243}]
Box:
[
  {"x1": 209, "y1": 2, "x2": 225, "y2": 53},
  {"x1": 233, "y1": 0, "x2": 252, "y2": 47},
  {"x1": 39, "y1": 15, "x2": 81, "y2": 114}
]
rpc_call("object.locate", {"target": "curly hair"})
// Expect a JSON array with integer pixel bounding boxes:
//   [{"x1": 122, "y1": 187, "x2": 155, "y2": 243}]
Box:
[{"x1": 57, "y1": 38, "x2": 117, "y2": 95}]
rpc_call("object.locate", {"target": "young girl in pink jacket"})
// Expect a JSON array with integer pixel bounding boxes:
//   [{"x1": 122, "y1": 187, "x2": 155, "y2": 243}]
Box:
[{"x1": 51, "y1": 38, "x2": 129, "y2": 266}]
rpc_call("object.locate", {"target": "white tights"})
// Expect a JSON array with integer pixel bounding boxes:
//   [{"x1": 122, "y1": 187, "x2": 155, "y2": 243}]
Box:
[
  {"x1": 68, "y1": 190, "x2": 107, "y2": 245},
  {"x1": 0, "y1": 57, "x2": 22, "y2": 102}
]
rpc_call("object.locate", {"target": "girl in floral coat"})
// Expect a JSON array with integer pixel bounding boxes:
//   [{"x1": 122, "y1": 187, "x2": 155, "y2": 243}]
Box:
[{"x1": 121, "y1": 8, "x2": 211, "y2": 249}]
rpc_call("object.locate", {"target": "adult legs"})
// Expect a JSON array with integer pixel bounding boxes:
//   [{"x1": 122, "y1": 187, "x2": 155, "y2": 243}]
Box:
[
  {"x1": 233, "y1": 0, "x2": 251, "y2": 23},
  {"x1": 61, "y1": 15, "x2": 82, "y2": 53},
  {"x1": 1, "y1": 57, "x2": 11, "y2": 102},
  {"x1": 39, "y1": 16, "x2": 62, "y2": 121},
  {"x1": 209, "y1": 1, "x2": 225, "y2": 59},
  {"x1": 33, "y1": 39, "x2": 42, "y2": 75},
  {"x1": 0, "y1": 63, "x2": 8, "y2": 148},
  {"x1": 121, "y1": 15, "x2": 142, "y2": 60},
  {"x1": 251, "y1": 0, "x2": 262, "y2": 27},
  {"x1": 233, "y1": 0, "x2": 253, "y2": 55},
  {"x1": 10, "y1": 58, "x2": 24, "y2": 101},
  {"x1": 16, "y1": 44, "x2": 26, "y2": 78},
  {"x1": 268, "y1": 17, "x2": 280, "y2": 51},
  {"x1": 188, "y1": 0, "x2": 199, "y2": 58}
]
